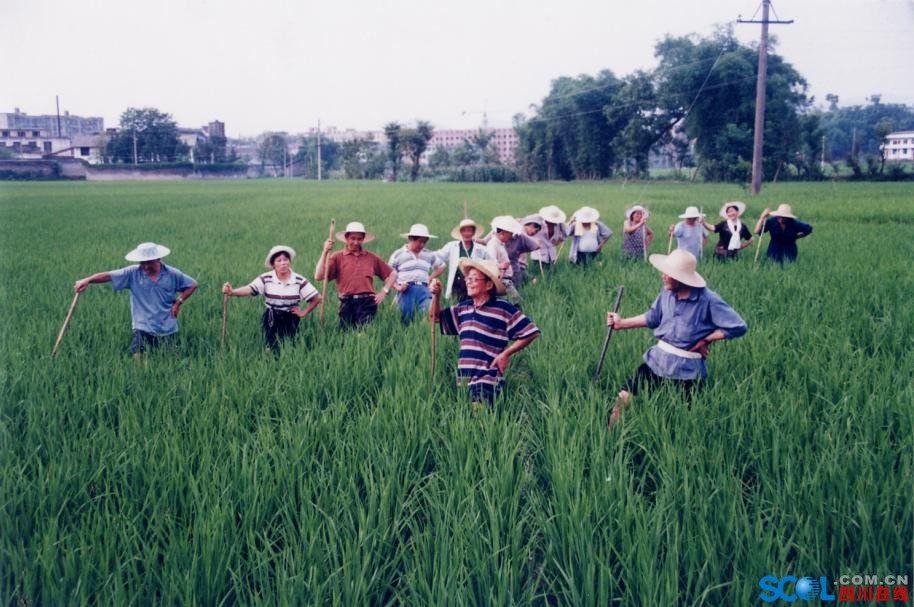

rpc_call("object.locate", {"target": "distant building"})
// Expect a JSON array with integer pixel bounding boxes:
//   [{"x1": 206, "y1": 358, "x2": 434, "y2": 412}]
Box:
[
  {"x1": 305, "y1": 126, "x2": 385, "y2": 145},
  {"x1": 0, "y1": 108, "x2": 104, "y2": 137},
  {"x1": 42, "y1": 133, "x2": 107, "y2": 164},
  {"x1": 882, "y1": 131, "x2": 914, "y2": 162},
  {"x1": 0, "y1": 126, "x2": 71, "y2": 158},
  {"x1": 427, "y1": 127, "x2": 518, "y2": 165}
]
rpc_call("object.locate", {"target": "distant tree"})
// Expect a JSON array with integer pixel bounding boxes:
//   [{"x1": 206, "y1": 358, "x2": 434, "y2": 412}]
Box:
[
  {"x1": 825, "y1": 94, "x2": 840, "y2": 111},
  {"x1": 400, "y1": 121, "x2": 434, "y2": 181},
  {"x1": 341, "y1": 137, "x2": 385, "y2": 179},
  {"x1": 452, "y1": 141, "x2": 479, "y2": 166},
  {"x1": 105, "y1": 107, "x2": 187, "y2": 163},
  {"x1": 384, "y1": 122, "x2": 402, "y2": 181},
  {"x1": 818, "y1": 100, "x2": 914, "y2": 160},
  {"x1": 194, "y1": 135, "x2": 227, "y2": 163},
  {"x1": 258, "y1": 133, "x2": 288, "y2": 175},
  {"x1": 874, "y1": 118, "x2": 894, "y2": 173},
  {"x1": 294, "y1": 135, "x2": 341, "y2": 178},
  {"x1": 428, "y1": 147, "x2": 451, "y2": 169}
]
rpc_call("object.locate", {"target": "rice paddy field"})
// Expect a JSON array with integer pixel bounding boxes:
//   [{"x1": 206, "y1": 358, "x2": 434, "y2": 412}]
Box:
[{"x1": 1, "y1": 179, "x2": 912, "y2": 605}]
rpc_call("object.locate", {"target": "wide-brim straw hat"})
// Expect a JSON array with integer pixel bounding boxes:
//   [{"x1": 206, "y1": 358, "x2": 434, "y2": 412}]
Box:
[
  {"x1": 491, "y1": 215, "x2": 523, "y2": 235},
  {"x1": 625, "y1": 205, "x2": 650, "y2": 220},
  {"x1": 522, "y1": 214, "x2": 544, "y2": 228},
  {"x1": 450, "y1": 218, "x2": 484, "y2": 240},
  {"x1": 125, "y1": 242, "x2": 170, "y2": 262},
  {"x1": 679, "y1": 206, "x2": 703, "y2": 219},
  {"x1": 264, "y1": 245, "x2": 296, "y2": 268},
  {"x1": 649, "y1": 250, "x2": 706, "y2": 288},
  {"x1": 574, "y1": 206, "x2": 600, "y2": 223},
  {"x1": 336, "y1": 221, "x2": 376, "y2": 243},
  {"x1": 719, "y1": 201, "x2": 747, "y2": 219},
  {"x1": 539, "y1": 205, "x2": 567, "y2": 224},
  {"x1": 770, "y1": 203, "x2": 797, "y2": 219},
  {"x1": 458, "y1": 258, "x2": 506, "y2": 295},
  {"x1": 400, "y1": 223, "x2": 437, "y2": 239}
]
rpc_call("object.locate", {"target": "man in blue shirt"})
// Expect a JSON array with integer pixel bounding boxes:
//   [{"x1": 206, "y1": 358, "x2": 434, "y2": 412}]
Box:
[
  {"x1": 74, "y1": 242, "x2": 197, "y2": 356},
  {"x1": 669, "y1": 206, "x2": 709, "y2": 259},
  {"x1": 606, "y1": 249, "x2": 746, "y2": 428}
]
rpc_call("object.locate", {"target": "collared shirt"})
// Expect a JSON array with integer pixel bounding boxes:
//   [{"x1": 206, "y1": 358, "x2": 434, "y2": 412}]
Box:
[
  {"x1": 712, "y1": 220, "x2": 752, "y2": 250},
  {"x1": 642, "y1": 287, "x2": 747, "y2": 380},
  {"x1": 532, "y1": 222, "x2": 567, "y2": 263},
  {"x1": 247, "y1": 270, "x2": 318, "y2": 311},
  {"x1": 110, "y1": 263, "x2": 196, "y2": 335},
  {"x1": 485, "y1": 238, "x2": 512, "y2": 278},
  {"x1": 761, "y1": 217, "x2": 813, "y2": 262},
  {"x1": 673, "y1": 221, "x2": 709, "y2": 259},
  {"x1": 388, "y1": 245, "x2": 443, "y2": 284},
  {"x1": 439, "y1": 296, "x2": 540, "y2": 388},
  {"x1": 326, "y1": 248, "x2": 393, "y2": 296},
  {"x1": 432, "y1": 240, "x2": 491, "y2": 299}
]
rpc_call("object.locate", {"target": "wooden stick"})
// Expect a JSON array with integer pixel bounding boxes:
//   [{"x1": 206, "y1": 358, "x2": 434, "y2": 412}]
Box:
[
  {"x1": 319, "y1": 218, "x2": 336, "y2": 324},
  {"x1": 220, "y1": 293, "x2": 229, "y2": 349},
  {"x1": 51, "y1": 291, "x2": 81, "y2": 358},
  {"x1": 641, "y1": 224, "x2": 648, "y2": 261},
  {"x1": 754, "y1": 221, "x2": 766, "y2": 263},
  {"x1": 593, "y1": 286, "x2": 624, "y2": 381},
  {"x1": 667, "y1": 230, "x2": 674, "y2": 254},
  {"x1": 429, "y1": 288, "x2": 440, "y2": 393},
  {"x1": 463, "y1": 199, "x2": 468, "y2": 220},
  {"x1": 538, "y1": 257, "x2": 544, "y2": 278}
]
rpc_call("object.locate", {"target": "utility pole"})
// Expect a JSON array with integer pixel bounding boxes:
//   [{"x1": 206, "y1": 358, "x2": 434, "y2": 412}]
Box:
[
  {"x1": 317, "y1": 119, "x2": 322, "y2": 181},
  {"x1": 55, "y1": 95, "x2": 62, "y2": 138},
  {"x1": 738, "y1": 1, "x2": 792, "y2": 194}
]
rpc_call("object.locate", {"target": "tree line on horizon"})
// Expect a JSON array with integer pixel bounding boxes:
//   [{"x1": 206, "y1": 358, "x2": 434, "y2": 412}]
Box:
[{"x1": 92, "y1": 26, "x2": 914, "y2": 182}]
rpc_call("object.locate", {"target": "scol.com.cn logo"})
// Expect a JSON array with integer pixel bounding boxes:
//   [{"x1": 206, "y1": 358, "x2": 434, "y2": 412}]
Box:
[{"x1": 759, "y1": 574, "x2": 911, "y2": 603}]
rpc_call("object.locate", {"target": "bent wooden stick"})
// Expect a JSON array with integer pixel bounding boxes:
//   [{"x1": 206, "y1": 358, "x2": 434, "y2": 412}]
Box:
[
  {"x1": 429, "y1": 289, "x2": 439, "y2": 393},
  {"x1": 319, "y1": 218, "x2": 336, "y2": 324},
  {"x1": 593, "y1": 285, "x2": 625, "y2": 381},
  {"x1": 221, "y1": 293, "x2": 229, "y2": 349},
  {"x1": 51, "y1": 291, "x2": 81, "y2": 358},
  {"x1": 667, "y1": 231, "x2": 674, "y2": 254}
]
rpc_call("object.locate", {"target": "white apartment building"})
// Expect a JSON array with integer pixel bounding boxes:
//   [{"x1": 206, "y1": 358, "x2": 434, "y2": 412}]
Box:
[{"x1": 881, "y1": 131, "x2": 914, "y2": 162}]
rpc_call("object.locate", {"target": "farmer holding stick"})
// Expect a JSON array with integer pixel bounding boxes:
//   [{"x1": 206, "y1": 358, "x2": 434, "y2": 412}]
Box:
[
  {"x1": 432, "y1": 218, "x2": 490, "y2": 301},
  {"x1": 621, "y1": 205, "x2": 653, "y2": 260},
  {"x1": 222, "y1": 245, "x2": 321, "y2": 354},
  {"x1": 429, "y1": 259, "x2": 540, "y2": 409},
  {"x1": 73, "y1": 242, "x2": 197, "y2": 357},
  {"x1": 605, "y1": 249, "x2": 747, "y2": 428},
  {"x1": 387, "y1": 224, "x2": 445, "y2": 324},
  {"x1": 668, "y1": 206, "x2": 709, "y2": 260},
  {"x1": 566, "y1": 206, "x2": 612, "y2": 265},
  {"x1": 754, "y1": 204, "x2": 814, "y2": 263},
  {"x1": 314, "y1": 221, "x2": 397, "y2": 329}
]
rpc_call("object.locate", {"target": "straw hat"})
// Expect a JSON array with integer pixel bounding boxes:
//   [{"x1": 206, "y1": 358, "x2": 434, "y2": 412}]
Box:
[
  {"x1": 679, "y1": 206, "x2": 703, "y2": 219},
  {"x1": 264, "y1": 245, "x2": 296, "y2": 268},
  {"x1": 458, "y1": 258, "x2": 506, "y2": 295},
  {"x1": 522, "y1": 214, "x2": 544, "y2": 228},
  {"x1": 573, "y1": 206, "x2": 600, "y2": 223},
  {"x1": 719, "y1": 201, "x2": 747, "y2": 219},
  {"x1": 125, "y1": 242, "x2": 170, "y2": 262},
  {"x1": 491, "y1": 215, "x2": 523, "y2": 235},
  {"x1": 400, "y1": 223, "x2": 437, "y2": 239},
  {"x1": 450, "y1": 218, "x2": 484, "y2": 240},
  {"x1": 625, "y1": 205, "x2": 650, "y2": 221},
  {"x1": 336, "y1": 221, "x2": 376, "y2": 243},
  {"x1": 770, "y1": 203, "x2": 797, "y2": 219},
  {"x1": 539, "y1": 205, "x2": 567, "y2": 224},
  {"x1": 648, "y1": 250, "x2": 706, "y2": 288}
]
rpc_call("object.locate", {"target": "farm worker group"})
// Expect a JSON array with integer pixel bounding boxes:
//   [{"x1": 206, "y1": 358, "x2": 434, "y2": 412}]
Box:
[{"x1": 70, "y1": 201, "x2": 812, "y2": 421}]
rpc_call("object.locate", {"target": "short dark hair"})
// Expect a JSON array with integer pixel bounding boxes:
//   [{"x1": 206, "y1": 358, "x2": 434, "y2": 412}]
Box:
[{"x1": 269, "y1": 251, "x2": 291, "y2": 265}]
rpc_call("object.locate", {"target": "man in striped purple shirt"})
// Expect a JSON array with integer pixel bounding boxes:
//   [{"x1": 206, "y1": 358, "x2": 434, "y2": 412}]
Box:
[{"x1": 430, "y1": 259, "x2": 540, "y2": 407}]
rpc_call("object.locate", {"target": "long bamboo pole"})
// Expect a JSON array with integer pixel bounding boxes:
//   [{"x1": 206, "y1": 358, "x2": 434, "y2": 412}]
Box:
[
  {"x1": 51, "y1": 291, "x2": 81, "y2": 358},
  {"x1": 754, "y1": 220, "x2": 766, "y2": 263},
  {"x1": 319, "y1": 219, "x2": 336, "y2": 324},
  {"x1": 220, "y1": 293, "x2": 229, "y2": 349}
]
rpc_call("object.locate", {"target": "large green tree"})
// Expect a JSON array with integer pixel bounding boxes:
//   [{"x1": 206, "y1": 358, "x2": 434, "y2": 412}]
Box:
[
  {"x1": 400, "y1": 121, "x2": 434, "y2": 182},
  {"x1": 294, "y1": 135, "x2": 340, "y2": 179},
  {"x1": 384, "y1": 122, "x2": 402, "y2": 181},
  {"x1": 105, "y1": 107, "x2": 188, "y2": 163},
  {"x1": 258, "y1": 133, "x2": 288, "y2": 174}
]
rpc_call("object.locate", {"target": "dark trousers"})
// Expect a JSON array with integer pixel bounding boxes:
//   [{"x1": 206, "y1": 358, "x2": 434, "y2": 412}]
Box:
[
  {"x1": 452, "y1": 273, "x2": 468, "y2": 300},
  {"x1": 129, "y1": 330, "x2": 174, "y2": 355},
  {"x1": 573, "y1": 251, "x2": 599, "y2": 264},
  {"x1": 262, "y1": 308, "x2": 300, "y2": 351},
  {"x1": 339, "y1": 295, "x2": 377, "y2": 329},
  {"x1": 621, "y1": 363, "x2": 698, "y2": 397}
]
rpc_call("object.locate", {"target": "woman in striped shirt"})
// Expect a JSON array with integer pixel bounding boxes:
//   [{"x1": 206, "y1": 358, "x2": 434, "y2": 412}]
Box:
[{"x1": 223, "y1": 245, "x2": 321, "y2": 353}]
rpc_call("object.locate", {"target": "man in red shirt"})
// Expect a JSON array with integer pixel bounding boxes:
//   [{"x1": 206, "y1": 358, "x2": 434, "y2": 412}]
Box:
[{"x1": 315, "y1": 221, "x2": 398, "y2": 328}]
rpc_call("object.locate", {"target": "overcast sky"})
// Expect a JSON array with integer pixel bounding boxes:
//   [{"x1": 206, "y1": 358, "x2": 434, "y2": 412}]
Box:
[{"x1": 3, "y1": 0, "x2": 912, "y2": 137}]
